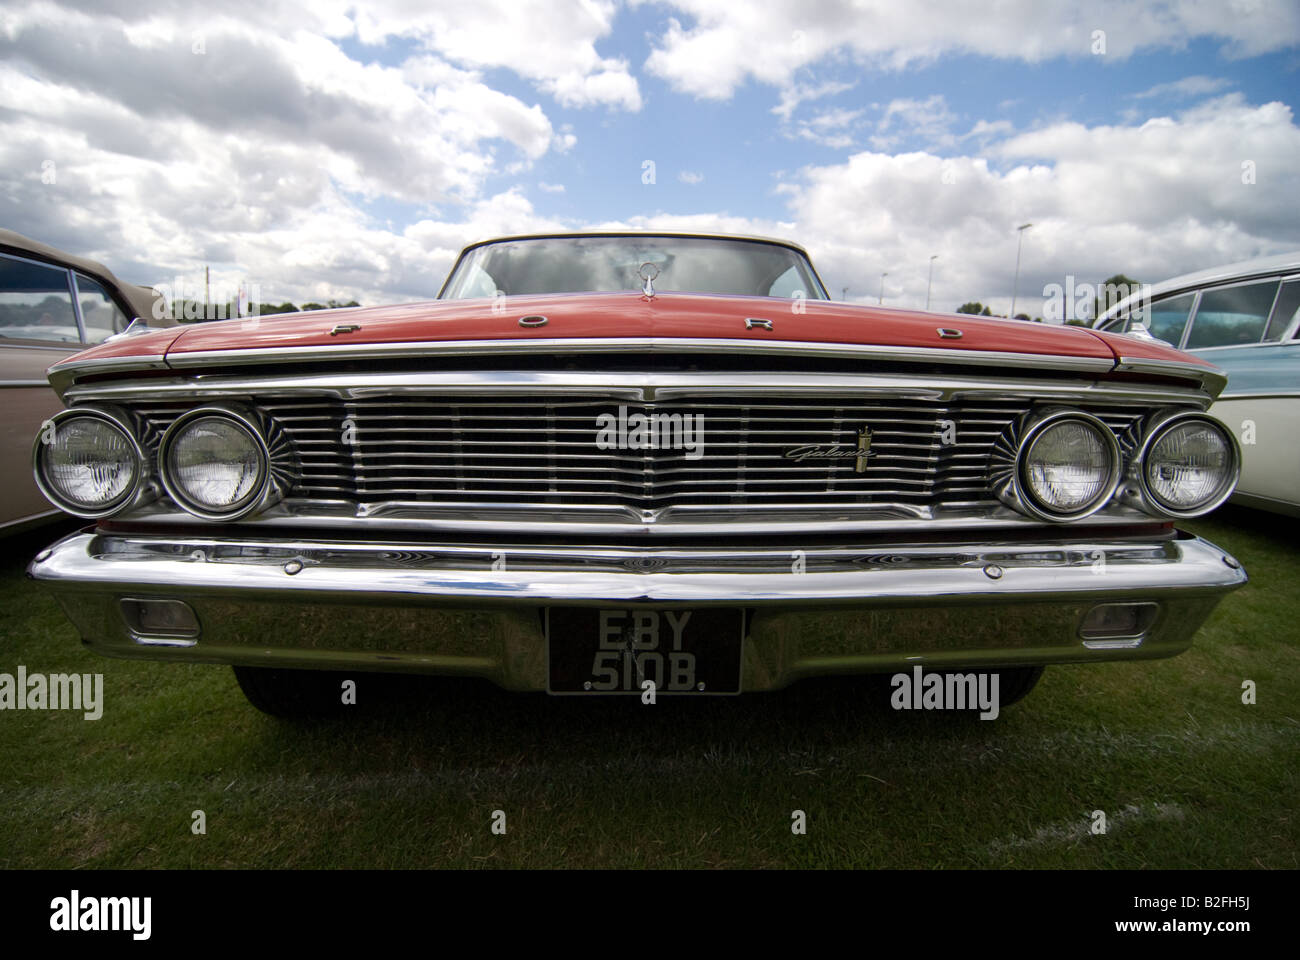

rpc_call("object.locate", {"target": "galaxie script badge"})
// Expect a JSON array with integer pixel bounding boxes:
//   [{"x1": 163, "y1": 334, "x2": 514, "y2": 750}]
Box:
[{"x1": 783, "y1": 426, "x2": 877, "y2": 473}]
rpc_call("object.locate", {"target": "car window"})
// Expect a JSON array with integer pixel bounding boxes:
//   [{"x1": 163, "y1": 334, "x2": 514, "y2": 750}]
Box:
[
  {"x1": 1184, "y1": 279, "x2": 1279, "y2": 349},
  {"x1": 767, "y1": 265, "x2": 807, "y2": 299},
  {"x1": 1143, "y1": 292, "x2": 1196, "y2": 345},
  {"x1": 0, "y1": 252, "x2": 81, "y2": 344},
  {"x1": 442, "y1": 236, "x2": 827, "y2": 300},
  {"x1": 1263, "y1": 279, "x2": 1300, "y2": 342},
  {"x1": 75, "y1": 273, "x2": 131, "y2": 344}
]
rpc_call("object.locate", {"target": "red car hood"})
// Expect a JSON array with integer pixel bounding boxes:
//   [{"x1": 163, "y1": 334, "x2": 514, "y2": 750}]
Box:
[{"x1": 55, "y1": 290, "x2": 1212, "y2": 374}]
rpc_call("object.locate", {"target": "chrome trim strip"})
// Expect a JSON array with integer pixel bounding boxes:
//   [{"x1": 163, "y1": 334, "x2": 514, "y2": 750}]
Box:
[
  {"x1": 1113, "y1": 356, "x2": 1227, "y2": 398},
  {"x1": 0, "y1": 379, "x2": 55, "y2": 387},
  {"x1": 48, "y1": 353, "x2": 168, "y2": 380},
  {"x1": 158, "y1": 338, "x2": 1119, "y2": 374},
  {"x1": 61, "y1": 369, "x2": 1214, "y2": 407},
  {"x1": 1215, "y1": 391, "x2": 1300, "y2": 401},
  {"x1": 112, "y1": 499, "x2": 1164, "y2": 536},
  {"x1": 30, "y1": 530, "x2": 1246, "y2": 607}
]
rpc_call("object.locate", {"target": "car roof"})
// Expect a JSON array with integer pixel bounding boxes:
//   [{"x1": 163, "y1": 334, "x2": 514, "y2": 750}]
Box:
[
  {"x1": 0, "y1": 227, "x2": 163, "y2": 322},
  {"x1": 1096, "y1": 249, "x2": 1300, "y2": 324}
]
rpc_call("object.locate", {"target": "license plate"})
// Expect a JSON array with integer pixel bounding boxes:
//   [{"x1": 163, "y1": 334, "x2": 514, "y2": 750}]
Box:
[{"x1": 546, "y1": 608, "x2": 744, "y2": 695}]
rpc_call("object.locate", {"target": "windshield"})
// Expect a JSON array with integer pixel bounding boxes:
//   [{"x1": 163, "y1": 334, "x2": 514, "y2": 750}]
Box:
[{"x1": 439, "y1": 235, "x2": 828, "y2": 300}]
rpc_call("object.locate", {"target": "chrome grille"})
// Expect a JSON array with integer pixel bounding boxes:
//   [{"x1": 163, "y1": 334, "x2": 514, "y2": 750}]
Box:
[{"x1": 128, "y1": 395, "x2": 1149, "y2": 513}]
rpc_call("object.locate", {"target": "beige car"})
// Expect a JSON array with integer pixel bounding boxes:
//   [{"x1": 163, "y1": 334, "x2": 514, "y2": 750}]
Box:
[{"x1": 0, "y1": 229, "x2": 165, "y2": 533}]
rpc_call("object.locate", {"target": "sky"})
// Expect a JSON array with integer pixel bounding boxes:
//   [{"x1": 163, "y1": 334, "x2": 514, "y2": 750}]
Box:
[{"x1": 2, "y1": 0, "x2": 1299, "y2": 320}]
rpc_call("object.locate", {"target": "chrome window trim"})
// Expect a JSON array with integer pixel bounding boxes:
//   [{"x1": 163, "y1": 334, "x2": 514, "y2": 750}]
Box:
[
  {"x1": 1274, "y1": 278, "x2": 1300, "y2": 342},
  {"x1": 67, "y1": 270, "x2": 88, "y2": 344},
  {"x1": 1216, "y1": 390, "x2": 1300, "y2": 401},
  {"x1": 1095, "y1": 261, "x2": 1300, "y2": 326},
  {"x1": 1177, "y1": 290, "x2": 1196, "y2": 349},
  {"x1": 0, "y1": 342, "x2": 80, "y2": 351},
  {"x1": 61, "y1": 369, "x2": 1216, "y2": 408},
  {"x1": 1191, "y1": 339, "x2": 1295, "y2": 353}
]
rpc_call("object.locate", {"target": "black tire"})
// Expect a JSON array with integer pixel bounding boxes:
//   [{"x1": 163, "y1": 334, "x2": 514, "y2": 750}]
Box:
[
  {"x1": 988, "y1": 665, "x2": 1045, "y2": 708},
  {"x1": 232, "y1": 665, "x2": 353, "y2": 718}
]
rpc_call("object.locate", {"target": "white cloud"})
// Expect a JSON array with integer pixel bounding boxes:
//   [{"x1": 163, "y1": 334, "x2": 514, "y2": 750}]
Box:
[
  {"x1": 349, "y1": 0, "x2": 642, "y2": 110},
  {"x1": 538, "y1": 182, "x2": 567, "y2": 193},
  {"x1": 870, "y1": 95, "x2": 958, "y2": 150},
  {"x1": 780, "y1": 95, "x2": 1300, "y2": 318},
  {"x1": 1130, "y1": 75, "x2": 1232, "y2": 99},
  {"x1": 678, "y1": 170, "x2": 704, "y2": 184},
  {"x1": 0, "y1": 1, "x2": 613, "y2": 303},
  {"x1": 771, "y1": 80, "x2": 856, "y2": 122},
  {"x1": 643, "y1": 0, "x2": 1300, "y2": 99}
]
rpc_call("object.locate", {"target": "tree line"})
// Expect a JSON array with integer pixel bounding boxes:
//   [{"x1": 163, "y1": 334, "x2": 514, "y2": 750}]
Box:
[{"x1": 955, "y1": 273, "x2": 1139, "y2": 325}]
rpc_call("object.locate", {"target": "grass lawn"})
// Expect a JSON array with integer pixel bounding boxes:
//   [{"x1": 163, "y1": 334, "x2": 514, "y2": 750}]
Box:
[{"x1": 1, "y1": 508, "x2": 1296, "y2": 869}]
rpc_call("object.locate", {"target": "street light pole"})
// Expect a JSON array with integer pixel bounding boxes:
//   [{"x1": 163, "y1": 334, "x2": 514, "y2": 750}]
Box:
[
  {"x1": 879, "y1": 272, "x2": 887, "y2": 304},
  {"x1": 842, "y1": 286, "x2": 848, "y2": 301},
  {"x1": 925, "y1": 255, "x2": 938, "y2": 311},
  {"x1": 1010, "y1": 222, "x2": 1032, "y2": 319}
]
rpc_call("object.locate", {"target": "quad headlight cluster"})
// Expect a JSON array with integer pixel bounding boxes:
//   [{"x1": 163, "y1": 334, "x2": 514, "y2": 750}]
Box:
[
  {"x1": 33, "y1": 405, "x2": 284, "y2": 521},
  {"x1": 1000, "y1": 407, "x2": 1240, "y2": 522},
  {"x1": 1127, "y1": 410, "x2": 1240, "y2": 518},
  {"x1": 158, "y1": 409, "x2": 271, "y2": 520},
  {"x1": 33, "y1": 407, "x2": 145, "y2": 518}
]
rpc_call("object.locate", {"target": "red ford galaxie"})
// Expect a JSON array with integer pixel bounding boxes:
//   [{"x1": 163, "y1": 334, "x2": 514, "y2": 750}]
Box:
[{"x1": 28, "y1": 233, "x2": 1246, "y2": 715}]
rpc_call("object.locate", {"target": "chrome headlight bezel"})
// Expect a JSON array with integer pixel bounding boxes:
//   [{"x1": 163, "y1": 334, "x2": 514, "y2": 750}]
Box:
[
  {"x1": 1010, "y1": 409, "x2": 1122, "y2": 522},
  {"x1": 158, "y1": 406, "x2": 274, "y2": 521},
  {"x1": 1126, "y1": 410, "x2": 1240, "y2": 519},
  {"x1": 31, "y1": 405, "x2": 149, "y2": 519}
]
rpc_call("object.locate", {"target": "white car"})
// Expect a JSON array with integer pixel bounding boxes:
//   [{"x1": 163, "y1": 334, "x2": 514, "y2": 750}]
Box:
[{"x1": 1095, "y1": 251, "x2": 1300, "y2": 516}]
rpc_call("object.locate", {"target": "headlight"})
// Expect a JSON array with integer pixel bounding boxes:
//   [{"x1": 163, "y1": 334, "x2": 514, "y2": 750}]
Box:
[
  {"x1": 1016, "y1": 412, "x2": 1120, "y2": 521},
  {"x1": 33, "y1": 408, "x2": 144, "y2": 518},
  {"x1": 1138, "y1": 414, "x2": 1239, "y2": 517},
  {"x1": 159, "y1": 409, "x2": 270, "y2": 520}
]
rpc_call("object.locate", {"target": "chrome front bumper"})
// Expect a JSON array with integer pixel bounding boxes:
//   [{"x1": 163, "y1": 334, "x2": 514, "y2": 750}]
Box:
[{"x1": 29, "y1": 529, "x2": 1247, "y2": 691}]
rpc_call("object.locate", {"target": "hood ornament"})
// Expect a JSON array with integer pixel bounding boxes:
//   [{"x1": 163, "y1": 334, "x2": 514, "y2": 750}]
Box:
[{"x1": 638, "y1": 261, "x2": 660, "y2": 299}]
